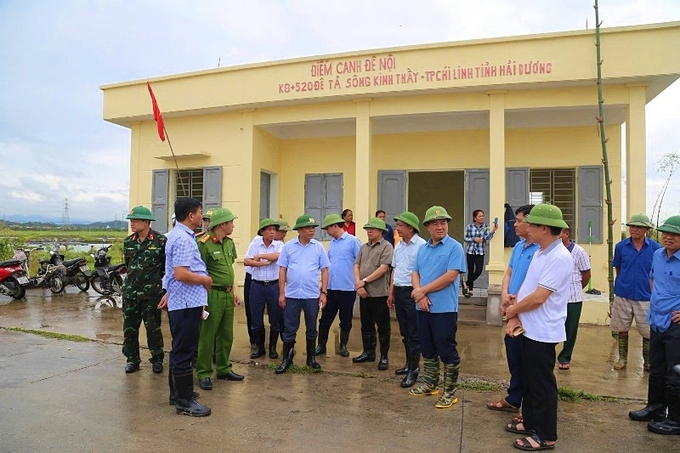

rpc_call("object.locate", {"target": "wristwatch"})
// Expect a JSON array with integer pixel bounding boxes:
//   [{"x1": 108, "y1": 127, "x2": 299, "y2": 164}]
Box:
[{"x1": 362, "y1": 278, "x2": 367, "y2": 284}]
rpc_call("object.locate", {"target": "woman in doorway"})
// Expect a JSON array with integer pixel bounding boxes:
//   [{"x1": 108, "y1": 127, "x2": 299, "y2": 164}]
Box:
[
  {"x1": 463, "y1": 209, "x2": 498, "y2": 297},
  {"x1": 342, "y1": 209, "x2": 356, "y2": 236}
]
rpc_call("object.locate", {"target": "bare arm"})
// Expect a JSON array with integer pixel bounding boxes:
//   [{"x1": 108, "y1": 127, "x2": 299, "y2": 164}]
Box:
[
  {"x1": 411, "y1": 269, "x2": 460, "y2": 302},
  {"x1": 278, "y1": 266, "x2": 287, "y2": 308},
  {"x1": 580, "y1": 269, "x2": 591, "y2": 289},
  {"x1": 387, "y1": 268, "x2": 395, "y2": 309},
  {"x1": 505, "y1": 286, "x2": 553, "y2": 318},
  {"x1": 174, "y1": 266, "x2": 212, "y2": 290}
]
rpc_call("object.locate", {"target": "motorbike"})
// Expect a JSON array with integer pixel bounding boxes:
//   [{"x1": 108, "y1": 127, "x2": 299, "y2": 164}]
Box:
[
  {"x1": 0, "y1": 257, "x2": 28, "y2": 299},
  {"x1": 15, "y1": 247, "x2": 66, "y2": 294},
  {"x1": 90, "y1": 245, "x2": 126, "y2": 297}
]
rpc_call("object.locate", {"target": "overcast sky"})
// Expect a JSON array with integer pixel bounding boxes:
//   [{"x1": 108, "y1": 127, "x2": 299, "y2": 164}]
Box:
[{"x1": 1, "y1": 0, "x2": 679, "y2": 223}]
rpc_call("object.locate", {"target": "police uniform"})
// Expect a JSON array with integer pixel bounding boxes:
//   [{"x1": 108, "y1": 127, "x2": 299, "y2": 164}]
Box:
[
  {"x1": 196, "y1": 209, "x2": 242, "y2": 386},
  {"x1": 122, "y1": 207, "x2": 166, "y2": 372}
]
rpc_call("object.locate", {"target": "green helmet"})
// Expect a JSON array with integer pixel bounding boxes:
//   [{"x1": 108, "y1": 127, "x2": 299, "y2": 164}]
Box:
[
  {"x1": 209, "y1": 208, "x2": 237, "y2": 229},
  {"x1": 423, "y1": 206, "x2": 452, "y2": 225},
  {"x1": 126, "y1": 206, "x2": 155, "y2": 221},
  {"x1": 363, "y1": 217, "x2": 387, "y2": 231},
  {"x1": 293, "y1": 214, "x2": 319, "y2": 230},
  {"x1": 322, "y1": 213, "x2": 345, "y2": 229},
  {"x1": 203, "y1": 208, "x2": 216, "y2": 220},
  {"x1": 257, "y1": 218, "x2": 280, "y2": 235},
  {"x1": 657, "y1": 215, "x2": 680, "y2": 235},
  {"x1": 626, "y1": 213, "x2": 653, "y2": 229},
  {"x1": 394, "y1": 211, "x2": 420, "y2": 233},
  {"x1": 525, "y1": 203, "x2": 568, "y2": 228},
  {"x1": 277, "y1": 219, "x2": 290, "y2": 232}
]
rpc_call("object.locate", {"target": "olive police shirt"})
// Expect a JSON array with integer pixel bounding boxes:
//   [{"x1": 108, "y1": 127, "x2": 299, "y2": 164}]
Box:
[{"x1": 197, "y1": 232, "x2": 237, "y2": 288}]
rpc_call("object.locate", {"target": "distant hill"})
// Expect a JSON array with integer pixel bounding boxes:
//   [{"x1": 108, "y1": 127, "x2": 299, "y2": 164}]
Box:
[{"x1": 0, "y1": 220, "x2": 127, "y2": 230}]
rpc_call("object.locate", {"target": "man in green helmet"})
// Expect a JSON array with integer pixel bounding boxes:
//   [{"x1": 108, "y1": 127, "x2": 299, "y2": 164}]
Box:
[
  {"x1": 502, "y1": 203, "x2": 572, "y2": 450},
  {"x1": 611, "y1": 213, "x2": 661, "y2": 371},
  {"x1": 122, "y1": 206, "x2": 167, "y2": 374},
  {"x1": 195, "y1": 208, "x2": 244, "y2": 391}
]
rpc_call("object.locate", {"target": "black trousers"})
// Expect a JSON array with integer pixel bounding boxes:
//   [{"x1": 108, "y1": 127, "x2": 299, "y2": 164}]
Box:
[
  {"x1": 521, "y1": 336, "x2": 558, "y2": 442},
  {"x1": 359, "y1": 296, "x2": 390, "y2": 337},
  {"x1": 168, "y1": 307, "x2": 202, "y2": 375},
  {"x1": 243, "y1": 272, "x2": 253, "y2": 343},
  {"x1": 648, "y1": 323, "x2": 680, "y2": 405},
  {"x1": 319, "y1": 290, "x2": 356, "y2": 331},
  {"x1": 394, "y1": 286, "x2": 419, "y2": 355},
  {"x1": 465, "y1": 254, "x2": 485, "y2": 290}
]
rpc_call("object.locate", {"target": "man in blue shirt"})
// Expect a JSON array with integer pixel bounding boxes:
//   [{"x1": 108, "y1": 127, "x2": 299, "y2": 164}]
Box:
[
  {"x1": 387, "y1": 211, "x2": 426, "y2": 388},
  {"x1": 159, "y1": 197, "x2": 213, "y2": 417},
  {"x1": 409, "y1": 206, "x2": 466, "y2": 409},
  {"x1": 487, "y1": 204, "x2": 537, "y2": 414},
  {"x1": 315, "y1": 214, "x2": 361, "y2": 358},
  {"x1": 276, "y1": 214, "x2": 330, "y2": 374},
  {"x1": 629, "y1": 215, "x2": 680, "y2": 435},
  {"x1": 611, "y1": 214, "x2": 661, "y2": 371}
]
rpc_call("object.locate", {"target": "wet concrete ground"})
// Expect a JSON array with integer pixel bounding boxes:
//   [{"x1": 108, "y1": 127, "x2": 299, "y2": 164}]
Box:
[{"x1": 0, "y1": 288, "x2": 676, "y2": 452}]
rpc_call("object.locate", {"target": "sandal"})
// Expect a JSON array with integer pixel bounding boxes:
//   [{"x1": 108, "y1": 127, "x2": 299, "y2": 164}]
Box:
[
  {"x1": 487, "y1": 399, "x2": 520, "y2": 412},
  {"x1": 558, "y1": 362, "x2": 570, "y2": 370},
  {"x1": 512, "y1": 414, "x2": 524, "y2": 424},
  {"x1": 506, "y1": 421, "x2": 532, "y2": 435},
  {"x1": 513, "y1": 434, "x2": 555, "y2": 451}
]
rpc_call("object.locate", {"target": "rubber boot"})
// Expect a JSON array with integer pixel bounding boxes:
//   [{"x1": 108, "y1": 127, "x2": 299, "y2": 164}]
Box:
[
  {"x1": 250, "y1": 327, "x2": 266, "y2": 359},
  {"x1": 338, "y1": 330, "x2": 350, "y2": 357},
  {"x1": 613, "y1": 334, "x2": 628, "y2": 370},
  {"x1": 630, "y1": 376, "x2": 667, "y2": 421},
  {"x1": 378, "y1": 335, "x2": 390, "y2": 371},
  {"x1": 395, "y1": 345, "x2": 409, "y2": 375},
  {"x1": 643, "y1": 337, "x2": 650, "y2": 372},
  {"x1": 352, "y1": 333, "x2": 376, "y2": 363},
  {"x1": 275, "y1": 341, "x2": 295, "y2": 374},
  {"x1": 168, "y1": 368, "x2": 199, "y2": 405},
  {"x1": 648, "y1": 392, "x2": 680, "y2": 435},
  {"x1": 315, "y1": 327, "x2": 329, "y2": 356},
  {"x1": 174, "y1": 371, "x2": 211, "y2": 417},
  {"x1": 409, "y1": 357, "x2": 440, "y2": 396},
  {"x1": 435, "y1": 363, "x2": 460, "y2": 408},
  {"x1": 306, "y1": 338, "x2": 321, "y2": 370},
  {"x1": 269, "y1": 329, "x2": 279, "y2": 359},
  {"x1": 401, "y1": 351, "x2": 420, "y2": 388}
]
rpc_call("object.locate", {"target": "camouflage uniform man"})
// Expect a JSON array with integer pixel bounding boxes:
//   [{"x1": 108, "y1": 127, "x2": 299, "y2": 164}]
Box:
[
  {"x1": 122, "y1": 206, "x2": 167, "y2": 374},
  {"x1": 195, "y1": 208, "x2": 244, "y2": 391}
]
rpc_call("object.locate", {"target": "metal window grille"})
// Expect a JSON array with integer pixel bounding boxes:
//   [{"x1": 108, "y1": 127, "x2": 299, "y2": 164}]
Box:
[
  {"x1": 529, "y1": 169, "x2": 576, "y2": 228},
  {"x1": 176, "y1": 169, "x2": 204, "y2": 200}
]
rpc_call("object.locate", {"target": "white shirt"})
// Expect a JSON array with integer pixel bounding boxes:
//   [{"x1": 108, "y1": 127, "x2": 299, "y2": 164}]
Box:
[
  {"x1": 391, "y1": 234, "x2": 426, "y2": 286},
  {"x1": 246, "y1": 236, "x2": 283, "y2": 281},
  {"x1": 517, "y1": 238, "x2": 572, "y2": 343}
]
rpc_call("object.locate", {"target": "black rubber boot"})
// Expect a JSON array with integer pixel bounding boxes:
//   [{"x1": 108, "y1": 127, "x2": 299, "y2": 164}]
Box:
[
  {"x1": 306, "y1": 338, "x2": 321, "y2": 370},
  {"x1": 352, "y1": 333, "x2": 376, "y2": 363},
  {"x1": 173, "y1": 371, "x2": 211, "y2": 417},
  {"x1": 648, "y1": 392, "x2": 680, "y2": 435},
  {"x1": 401, "y1": 351, "x2": 420, "y2": 388},
  {"x1": 269, "y1": 328, "x2": 279, "y2": 359},
  {"x1": 338, "y1": 330, "x2": 350, "y2": 357},
  {"x1": 395, "y1": 345, "x2": 410, "y2": 375},
  {"x1": 275, "y1": 342, "x2": 295, "y2": 374},
  {"x1": 250, "y1": 327, "x2": 266, "y2": 359},
  {"x1": 315, "y1": 327, "x2": 329, "y2": 356},
  {"x1": 630, "y1": 376, "x2": 667, "y2": 421},
  {"x1": 378, "y1": 335, "x2": 390, "y2": 371}
]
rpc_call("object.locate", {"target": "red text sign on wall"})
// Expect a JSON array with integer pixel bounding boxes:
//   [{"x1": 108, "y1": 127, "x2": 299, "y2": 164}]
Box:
[{"x1": 277, "y1": 54, "x2": 554, "y2": 95}]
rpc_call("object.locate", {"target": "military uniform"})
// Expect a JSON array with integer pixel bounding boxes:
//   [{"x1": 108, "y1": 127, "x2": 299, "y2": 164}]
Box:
[
  {"x1": 196, "y1": 224, "x2": 238, "y2": 380},
  {"x1": 122, "y1": 227, "x2": 166, "y2": 368}
]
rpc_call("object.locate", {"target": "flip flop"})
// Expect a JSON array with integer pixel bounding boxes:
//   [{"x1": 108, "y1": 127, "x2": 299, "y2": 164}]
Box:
[
  {"x1": 513, "y1": 434, "x2": 555, "y2": 451},
  {"x1": 487, "y1": 399, "x2": 520, "y2": 412},
  {"x1": 558, "y1": 362, "x2": 570, "y2": 370}
]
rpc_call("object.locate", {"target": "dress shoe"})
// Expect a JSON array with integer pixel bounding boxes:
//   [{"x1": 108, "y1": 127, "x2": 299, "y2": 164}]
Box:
[
  {"x1": 198, "y1": 377, "x2": 213, "y2": 390},
  {"x1": 152, "y1": 362, "x2": 164, "y2": 374},
  {"x1": 216, "y1": 371, "x2": 244, "y2": 381},
  {"x1": 629, "y1": 404, "x2": 667, "y2": 422},
  {"x1": 125, "y1": 362, "x2": 140, "y2": 373},
  {"x1": 648, "y1": 417, "x2": 680, "y2": 435}
]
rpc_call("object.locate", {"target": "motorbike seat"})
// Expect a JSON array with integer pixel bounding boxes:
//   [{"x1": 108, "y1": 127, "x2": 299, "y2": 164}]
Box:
[
  {"x1": 0, "y1": 259, "x2": 22, "y2": 267},
  {"x1": 63, "y1": 258, "x2": 83, "y2": 267},
  {"x1": 108, "y1": 263, "x2": 126, "y2": 272}
]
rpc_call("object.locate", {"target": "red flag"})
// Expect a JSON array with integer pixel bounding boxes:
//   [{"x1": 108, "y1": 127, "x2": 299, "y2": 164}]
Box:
[{"x1": 147, "y1": 82, "x2": 166, "y2": 141}]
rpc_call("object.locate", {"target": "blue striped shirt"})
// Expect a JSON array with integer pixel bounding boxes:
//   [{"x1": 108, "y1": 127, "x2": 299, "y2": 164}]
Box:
[
  {"x1": 391, "y1": 234, "x2": 426, "y2": 286},
  {"x1": 163, "y1": 222, "x2": 208, "y2": 311}
]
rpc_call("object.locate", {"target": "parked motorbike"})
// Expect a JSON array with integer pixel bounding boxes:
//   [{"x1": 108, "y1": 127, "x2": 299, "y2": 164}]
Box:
[
  {"x1": 90, "y1": 245, "x2": 126, "y2": 297},
  {"x1": 0, "y1": 257, "x2": 28, "y2": 299},
  {"x1": 15, "y1": 247, "x2": 66, "y2": 294}
]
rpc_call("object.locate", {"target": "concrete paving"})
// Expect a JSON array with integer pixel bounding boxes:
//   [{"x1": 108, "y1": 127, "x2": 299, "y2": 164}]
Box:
[{"x1": 0, "y1": 288, "x2": 676, "y2": 452}]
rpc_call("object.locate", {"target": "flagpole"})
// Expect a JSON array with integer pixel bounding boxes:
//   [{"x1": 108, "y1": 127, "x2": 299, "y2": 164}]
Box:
[{"x1": 162, "y1": 126, "x2": 187, "y2": 197}]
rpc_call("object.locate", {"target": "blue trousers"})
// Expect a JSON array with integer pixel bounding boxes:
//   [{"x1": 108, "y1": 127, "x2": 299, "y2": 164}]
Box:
[
  {"x1": 283, "y1": 298, "x2": 319, "y2": 343},
  {"x1": 504, "y1": 334, "x2": 525, "y2": 408},
  {"x1": 168, "y1": 307, "x2": 202, "y2": 375},
  {"x1": 417, "y1": 311, "x2": 460, "y2": 365},
  {"x1": 249, "y1": 281, "x2": 282, "y2": 333},
  {"x1": 318, "y1": 290, "x2": 356, "y2": 331}
]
